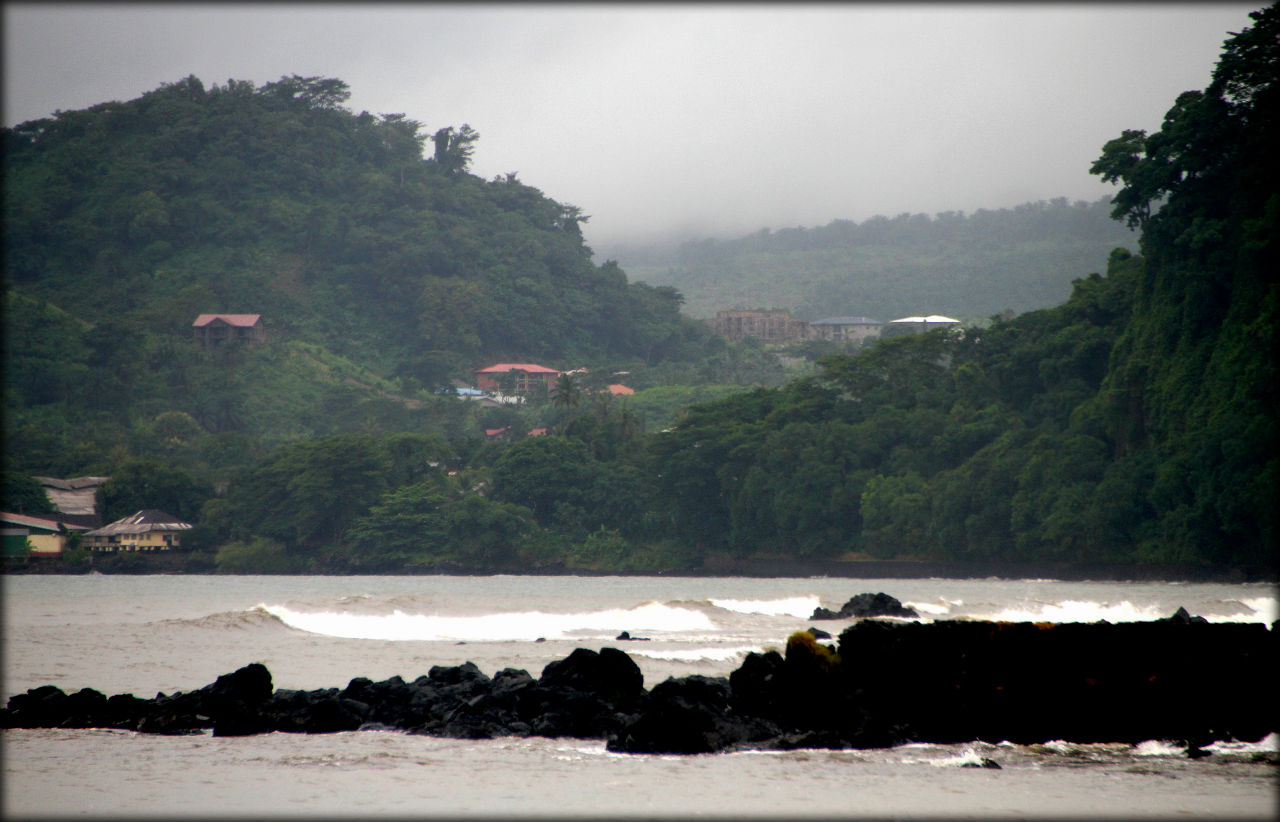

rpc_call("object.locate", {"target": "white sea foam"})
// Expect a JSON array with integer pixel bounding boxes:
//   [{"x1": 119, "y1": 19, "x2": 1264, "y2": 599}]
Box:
[
  {"x1": 907, "y1": 601, "x2": 952, "y2": 616},
  {"x1": 1133, "y1": 739, "x2": 1185, "y2": 756},
  {"x1": 989, "y1": 597, "x2": 1278, "y2": 625},
  {"x1": 710, "y1": 596, "x2": 821, "y2": 618},
  {"x1": 1205, "y1": 732, "x2": 1279, "y2": 754},
  {"x1": 258, "y1": 601, "x2": 716, "y2": 642},
  {"x1": 629, "y1": 646, "x2": 760, "y2": 663},
  {"x1": 1225, "y1": 596, "x2": 1278, "y2": 624},
  {"x1": 989, "y1": 600, "x2": 1169, "y2": 623},
  {"x1": 928, "y1": 747, "x2": 990, "y2": 768}
]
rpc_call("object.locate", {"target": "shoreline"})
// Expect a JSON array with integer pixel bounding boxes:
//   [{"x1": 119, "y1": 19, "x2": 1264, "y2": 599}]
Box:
[{"x1": 4, "y1": 555, "x2": 1274, "y2": 583}]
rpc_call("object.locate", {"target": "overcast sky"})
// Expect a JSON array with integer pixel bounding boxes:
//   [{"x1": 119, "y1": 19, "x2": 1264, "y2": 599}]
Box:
[{"x1": 2, "y1": 3, "x2": 1260, "y2": 250}]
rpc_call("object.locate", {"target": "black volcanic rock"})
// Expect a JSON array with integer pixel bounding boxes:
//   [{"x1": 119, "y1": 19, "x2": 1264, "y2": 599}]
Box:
[
  {"x1": 811, "y1": 592, "x2": 919, "y2": 620},
  {"x1": 538, "y1": 647, "x2": 645, "y2": 709},
  {"x1": 607, "y1": 675, "x2": 779, "y2": 755},
  {"x1": 4, "y1": 624, "x2": 1274, "y2": 755}
]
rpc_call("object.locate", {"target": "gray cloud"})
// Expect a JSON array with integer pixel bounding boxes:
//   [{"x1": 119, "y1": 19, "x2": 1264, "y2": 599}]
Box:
[{"x1": 2, "y1": 3, "x2": 1259, "y2": 248}]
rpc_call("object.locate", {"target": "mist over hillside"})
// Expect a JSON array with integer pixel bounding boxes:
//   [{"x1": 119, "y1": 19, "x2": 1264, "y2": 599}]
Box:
[{"x1": 598, "y1": 197, "x2": 1137, "y2": 321}]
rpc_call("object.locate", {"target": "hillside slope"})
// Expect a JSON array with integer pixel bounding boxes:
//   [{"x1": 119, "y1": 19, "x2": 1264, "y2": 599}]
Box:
[
  {"x1": 2, "y1": 75, "x2": 749, "y2": 481},
  {"x1": 618, "y1": 197, "x2": 1137, "y2": 321}
]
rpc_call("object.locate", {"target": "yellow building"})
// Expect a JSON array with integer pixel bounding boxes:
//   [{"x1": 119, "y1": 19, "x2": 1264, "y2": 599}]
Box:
[
  {"x1": 82, "y1": 509, "x2": 193, "y2": 552},
  {"x1": 1, "y1": 512, "x2": 90, "y2": 558}
]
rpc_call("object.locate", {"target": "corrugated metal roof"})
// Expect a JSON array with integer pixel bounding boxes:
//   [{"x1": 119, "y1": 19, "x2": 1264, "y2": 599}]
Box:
[
  {"x1": 193, "y1": 314, "x2": 262, "y2": 327},
  {"x1": 33, "y1": 476, "x2": 108, "y2": 516},
  {"x1": 0, "y1": 512, "x2": 90, "y2": 532},
  {"x1": 85, "y1": 509, "x2": 192, "y2": 536}
]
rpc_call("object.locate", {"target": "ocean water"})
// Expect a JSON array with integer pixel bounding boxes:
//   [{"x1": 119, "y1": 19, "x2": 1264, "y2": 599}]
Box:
[{"x1": 2, "y1": 574, "x2": 1276, "y2": 818}]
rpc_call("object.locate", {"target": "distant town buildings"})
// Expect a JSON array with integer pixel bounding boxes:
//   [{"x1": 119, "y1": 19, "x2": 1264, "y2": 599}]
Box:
[{"x1": 707, "y1": 309, "x2": 959, "y2": 344}]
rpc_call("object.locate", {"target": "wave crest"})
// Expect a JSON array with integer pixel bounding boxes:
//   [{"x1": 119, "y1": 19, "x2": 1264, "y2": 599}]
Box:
[
  {"x1": 258, "y1": 601, "x2": 717, "y2": 642},
  {"x1": 710, "y1": 596, "x2": 821, "y2": 618}
]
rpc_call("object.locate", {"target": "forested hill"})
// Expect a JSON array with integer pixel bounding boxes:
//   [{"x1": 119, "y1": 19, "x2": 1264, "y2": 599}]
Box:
[
  {"x1": 617, "y1": 197, "x2": 1137, "y2": 321},
  {"x1": 646, "y1": 4, "x2": 1278, "y2": 570},
  {"x1": 2, "y1": 74, "x2": 706, "y2": 375},
  {"x1": 3, "y1": 4, "x2": 1274, "y2": 578},
  {"x1": 3, "y1": 74, "x2": 748, "y2": 478}
]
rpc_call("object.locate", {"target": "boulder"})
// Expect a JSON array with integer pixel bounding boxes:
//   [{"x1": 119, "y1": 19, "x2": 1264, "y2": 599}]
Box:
[
  {"x1": 3, "y1": 685, "x2": 70, "y2": 728},
  {"x1": 538, "y1": 647, "x2": 645, "y2": 709},
  {"x1": 810, "y1": 592, "x2": 918, "y2": 620},
  {"x1": 1163, "y1": 606, "x2": 1209, "y2": 624}
]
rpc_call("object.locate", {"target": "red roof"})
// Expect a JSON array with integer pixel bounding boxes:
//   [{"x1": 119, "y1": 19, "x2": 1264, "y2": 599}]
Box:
[
  {"x1": 1, "y1": 512, "x2": 90, "y2": 532},
  {"x1": 474, "y1": 363, "x2": 559, "y2": 375},
  {"x1": 607, "y1": 384, "x2": 635, "y2": 395},
  {"x1": 193, "y1": 314, "x2": 262, "y2": 327},
  {"x1": 528, "y1": 428, "x2": 548, "y2": 436}
]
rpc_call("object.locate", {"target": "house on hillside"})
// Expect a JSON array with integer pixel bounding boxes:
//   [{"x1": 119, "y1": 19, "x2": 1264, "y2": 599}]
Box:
[
  {"x1": 82, "y1": 510, "x2": 193, "y2": 553},
  {"x1": 32, "y1": 476, "x2": 109, "y2": 528},
  {"x1": 473, "y1": 363, "x2": 560, "y2": 393},
  {"x1": 606, "y1": 384, "x2": 635, "y2": 396},
  {"x1": 809, "y1": 316, "x2": 883, "y2": 344},
  {"x1": 1, "y1": 512, "x2": 90, "y2": 559},
  {"x1": 193, "y1": 314, "x2": 266, "y2": 350}
]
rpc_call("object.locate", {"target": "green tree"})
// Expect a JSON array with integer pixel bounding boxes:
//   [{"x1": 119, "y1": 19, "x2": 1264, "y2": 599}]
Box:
[
  {"x1": 551, "y1": 372, "x2": 584, "y2": 410},
  {"x1": 213, "y1": 435, "x2": 388, "y2": 552},
  {"x1": 430, "y1": 124, "x2": 479, "y2": 175},
  {"x1": 345, "y1": 480, "x2": 453, "y2": 568},
  {"x1": 1, "y1": 471, "x2": 55, "y2": 515},
  {"x1": 95, "y1": 458, "x2": 211, "y2": 524},
  {"x1": 439, "y1": 494, "x2": 535, "y2": 567},
  {"x1": 489, "y1": 436, "x2": 600, "y2": 526}
]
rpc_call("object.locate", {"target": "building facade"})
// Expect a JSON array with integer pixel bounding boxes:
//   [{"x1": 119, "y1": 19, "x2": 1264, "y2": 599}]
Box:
[
  {"x1": 808, "y1": 316, "x2": 884, "y2": 344},
  {"x1": 709, "y1": 310, "x2": 811, "y2": 343},
  {"x1": 1, "y1": 512, "x2": 90, "y2": 558},
  {"x1": 82, "y1": 510, "x2": 193, "y2": 553}
]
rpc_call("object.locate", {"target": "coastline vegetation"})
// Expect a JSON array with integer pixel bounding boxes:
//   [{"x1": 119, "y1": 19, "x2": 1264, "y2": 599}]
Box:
[{"x1": 3, "y1": 6, "x2": 1275, "y2": 576}]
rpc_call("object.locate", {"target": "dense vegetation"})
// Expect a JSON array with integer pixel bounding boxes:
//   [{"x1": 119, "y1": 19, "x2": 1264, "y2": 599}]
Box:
[
  {"x1": 614, "y1": 196, "x2": 1136, "y2": 322},
  {"x1": 4, "y1": 6, "x2": 1274, "y2": 574},
  {"x1": 2, "y1": 74, "x2": 787, "y2": 489}
]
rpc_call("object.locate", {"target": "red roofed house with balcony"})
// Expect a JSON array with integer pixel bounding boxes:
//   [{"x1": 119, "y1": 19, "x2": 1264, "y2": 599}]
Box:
[
  {"x1": 193, "y1": 314, "x2": 266, "y2": 350},
  {"x1": 473, "y1": 363, "x2": 561, "y2": 393}
]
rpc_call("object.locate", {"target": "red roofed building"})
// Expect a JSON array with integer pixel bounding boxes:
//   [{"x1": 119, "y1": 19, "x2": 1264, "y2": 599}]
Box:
[
  {"x1": 606, "y1": 384, "x2": 635, "y2": 396},
  {"x1": 473, "y1": 363, "x2": 560, "y2": 393},
  {"x1": 193, "y1": 314, "x2": 266, "y2": 349}
]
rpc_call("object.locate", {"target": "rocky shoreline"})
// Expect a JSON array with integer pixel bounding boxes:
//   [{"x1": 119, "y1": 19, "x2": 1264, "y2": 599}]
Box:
[{"x1": 4, "y1": 607, "x2": 1274, "y2": 756}]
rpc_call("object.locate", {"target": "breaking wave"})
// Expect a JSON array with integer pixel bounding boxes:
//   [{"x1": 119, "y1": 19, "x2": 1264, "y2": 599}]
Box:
[
  {"x1": 256, "y1": 601, "x2": 717, "y2": 642},
  {"x1": 710, "y1": 596, "x2": 821, "y2": 618},
  {"x1": 986, "y1": 596, "x2": 1277, "y2": 625},
  {"x1": 154, "y1": 608, "x2": 290, "y2": 631}
]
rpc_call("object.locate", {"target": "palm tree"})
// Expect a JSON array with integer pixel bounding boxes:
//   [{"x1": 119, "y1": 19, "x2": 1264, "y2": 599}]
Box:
[{"x1": 551, "y1": 373, "x2": 583, "y2": 410}]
